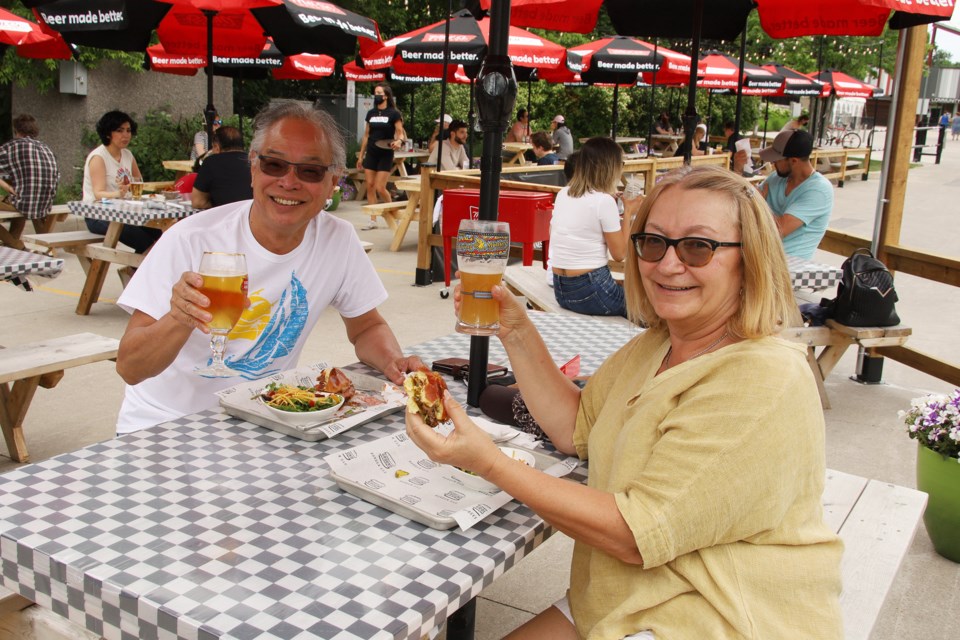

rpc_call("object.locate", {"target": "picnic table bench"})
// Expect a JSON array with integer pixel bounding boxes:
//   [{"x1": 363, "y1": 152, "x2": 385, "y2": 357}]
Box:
[{"x1": 0, "y1": 333, "x2": 119, "y2": 464}]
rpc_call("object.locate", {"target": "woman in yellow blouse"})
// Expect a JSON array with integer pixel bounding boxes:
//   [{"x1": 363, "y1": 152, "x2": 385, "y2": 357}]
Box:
[{"x1": 407, "y1": 166, "x2": 843, "y2": 639}]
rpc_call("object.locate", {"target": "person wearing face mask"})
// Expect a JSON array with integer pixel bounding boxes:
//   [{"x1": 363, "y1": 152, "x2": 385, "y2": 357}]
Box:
[{"x1": 357, "y1": 83, "x2": 406, "y2": 230}]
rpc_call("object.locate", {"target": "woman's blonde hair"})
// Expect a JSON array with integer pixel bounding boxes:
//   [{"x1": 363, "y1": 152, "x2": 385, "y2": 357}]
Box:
[
  {"x1": 567, "y1": 137, "x2": 622, "y2": 198},
  {"x1": 624, "y1": 165, "x2": 801, "y2": 337}
]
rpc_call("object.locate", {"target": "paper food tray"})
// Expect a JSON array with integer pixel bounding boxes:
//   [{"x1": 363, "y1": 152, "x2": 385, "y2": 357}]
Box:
[
  {"x1": 216, "y1": 364, "x2": 404, "y2": 441},
  {"x1": 326, "y1": 431, "x2": 579, "y2": 530}
]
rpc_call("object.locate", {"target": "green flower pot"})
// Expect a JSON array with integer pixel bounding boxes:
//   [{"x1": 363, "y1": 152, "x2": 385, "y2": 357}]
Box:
[{"x1": 916, "y1": 443, "x2": 960, "y2": 563}]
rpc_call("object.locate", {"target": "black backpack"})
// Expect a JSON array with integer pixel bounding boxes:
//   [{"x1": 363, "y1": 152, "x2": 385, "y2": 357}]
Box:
[{"x1": 823, "y1": 248, "x2": 900, "y2": 327}]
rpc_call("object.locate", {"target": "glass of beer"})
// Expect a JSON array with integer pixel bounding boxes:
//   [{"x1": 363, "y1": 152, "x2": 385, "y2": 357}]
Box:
[
  {"x1": 195, "y1": 251, "x2": 247, "y2": 378},
  {"x1": 130, "y1": 178, "x2": 144, "y2": 200},
  {"x1": 456, "y1": 219, "x2": 510, "y2": 335}
]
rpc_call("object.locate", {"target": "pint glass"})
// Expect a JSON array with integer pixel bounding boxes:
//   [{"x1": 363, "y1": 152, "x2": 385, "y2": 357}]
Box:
[
  {"x1": 456, "y1": 220, "x2": 510, "y2": 336},
  {"x1": 130, "y1": 178, "x2": 144, "y2": 199}
]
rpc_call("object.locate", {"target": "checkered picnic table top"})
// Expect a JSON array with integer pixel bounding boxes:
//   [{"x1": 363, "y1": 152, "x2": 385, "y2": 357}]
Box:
[
  {"x1": 787, "y1": 255, "x2": 842, "y2": 292},
  {"x1": 68, "y1": 199, "x2": 194, "y2": 227},
  {"x1": 0, "y1": 313, "x2": 639, "y2": 640},
  {"x1": 0, "y1": 246, "x2": 63, "y2": 291}
]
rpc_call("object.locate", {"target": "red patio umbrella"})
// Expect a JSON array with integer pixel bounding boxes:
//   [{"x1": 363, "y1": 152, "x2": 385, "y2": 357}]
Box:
[
  {"x1": 566, "y1": 36, "x2": 691, "y2": 139},
  {"x1": 343, "y1": 59, "x2": 385, "y2": 83},
  {"x1": 697, "y1": 52, "x2": 784, "y2": 92},
  {"x1": 810, "y1": 69, "x2": 880, "y2": 99},
  {"x1": 365, "y1": 9, "x2": 564, "y2": 73},
  {"x1": 762, "y1": 63, "x2": 826, "y2": 97},
  {"x1": 754, "y1": 0, "x2": 955, "y2": 37}
]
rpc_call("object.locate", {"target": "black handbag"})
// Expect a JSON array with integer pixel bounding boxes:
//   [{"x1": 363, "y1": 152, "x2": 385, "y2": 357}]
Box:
[{"x1": 824, "y1": 248, "x2": 900, "y2": 327}]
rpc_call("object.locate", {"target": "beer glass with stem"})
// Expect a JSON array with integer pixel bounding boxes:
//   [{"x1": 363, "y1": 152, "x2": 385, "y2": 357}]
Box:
[
  {"x1": 456, "y1": 219, "x2": 510, "y2": 335},
  {"x1": 196, "y1": 251, "x2": 247, "y2": 378}
]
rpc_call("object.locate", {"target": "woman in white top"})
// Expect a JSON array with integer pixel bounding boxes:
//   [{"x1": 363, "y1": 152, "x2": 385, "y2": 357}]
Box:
[
  {"x1": 190, "y1": 111, "x2": 221, "y2": 163},
  {"x1": 82, "y1": 110, "x2": 160, "y2": 253},
  {"x1": 550, "y1": 137, "x2": 641, "y2": 317}
]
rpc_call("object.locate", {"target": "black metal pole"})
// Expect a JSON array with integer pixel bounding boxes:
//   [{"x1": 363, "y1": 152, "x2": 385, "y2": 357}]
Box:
[
  {"x1": 682, "y1": 0, "x2": 704, "y2": 163},
  {"x1": 436, "y1": 0, "x2": 454, "y2": 174},
  {"x1": 468, "y1": 78, "x2": 476, "y2": 164},
  {"x1": 466, "y1": 0, "x2": 516, "y2": 408},
  {"x1": 870, "y1": 41, "x2": 883, "y2": 152},
  {"x1": 611, "y1": 82, "x2": 620, "y2": 140},
  {"x1": 762, "y1": 97, "x2": 770, "y2": 143},
  {"x1": 812, "y1": 36, "x2": 825, "y2": 144},
  {"x1": 733, "y1": 20, "x2": 748, "y2": 143},
  {"x1": 203, "y1": 9, "x2": 217, "y2": 157},
  {"x1": 647, "y1": 39, "x2": 658, "y2": 158}
]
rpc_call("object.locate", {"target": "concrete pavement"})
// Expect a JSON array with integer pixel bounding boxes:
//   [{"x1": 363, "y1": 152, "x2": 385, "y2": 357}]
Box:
[{"x1": 2, "y1": 141, "x2": 959, "y2": 639}]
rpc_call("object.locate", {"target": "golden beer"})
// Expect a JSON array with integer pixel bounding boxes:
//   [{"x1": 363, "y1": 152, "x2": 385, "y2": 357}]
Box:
[
  {"x1": 199, "y1": 274, "x2": 247, "y2": 332},
  {"x1": 130, "y1": 181, "x2": 144, "y2": 199},
  {"x1": 457, "y1": 267, "x2": 503, "y2": 335}
]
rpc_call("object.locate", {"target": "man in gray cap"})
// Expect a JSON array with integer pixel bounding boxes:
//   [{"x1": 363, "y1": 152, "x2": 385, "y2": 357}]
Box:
[{"x1": 735, "y1": 129, "x2": 833, "y2": 260}]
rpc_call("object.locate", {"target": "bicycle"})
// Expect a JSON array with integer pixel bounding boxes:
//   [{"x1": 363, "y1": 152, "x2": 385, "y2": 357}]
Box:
[{"x1": 823, "y1": 124, "x2": 862, "y2": 149}]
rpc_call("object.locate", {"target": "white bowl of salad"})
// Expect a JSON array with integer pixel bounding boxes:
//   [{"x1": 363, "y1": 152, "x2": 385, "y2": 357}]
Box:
[{"x1": 260, "y1": 382, "x2": 345, "y2": 425}]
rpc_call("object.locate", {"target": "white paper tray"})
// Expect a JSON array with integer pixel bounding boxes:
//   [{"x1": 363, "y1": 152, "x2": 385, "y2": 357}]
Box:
[
  {"x1": 326, "y1": 431, "x2": 578, "y2": 530},
  {"x1": 216, "y1": 364, "x2": 404, "y2": 441}
]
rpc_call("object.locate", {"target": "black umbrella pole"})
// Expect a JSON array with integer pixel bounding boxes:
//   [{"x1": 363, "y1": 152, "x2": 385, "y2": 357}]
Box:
[
  {"x1": 733, "y1": 18, "x2": 748, "y2": 141},
  {"x1": 683, "y1": 0, "x2": 705, "y2": 163},
  {"x1": 612, "y1": 83, "x2": 619, "y2": 140},
  {"x1": 204, "y1": 10, "x2": 217, "y2": 155},
  {"x1": 467, "y1": 0, "x2": 516, "y2": 408}
]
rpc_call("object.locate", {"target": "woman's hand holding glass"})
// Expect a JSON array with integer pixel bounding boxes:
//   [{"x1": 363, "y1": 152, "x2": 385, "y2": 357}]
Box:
[
  {"x1": 405, "y1": 391, "x2": 503, "y2": 477},
  {"x1": 452, "y1": 271, "x2": 530, "y2": 341}
]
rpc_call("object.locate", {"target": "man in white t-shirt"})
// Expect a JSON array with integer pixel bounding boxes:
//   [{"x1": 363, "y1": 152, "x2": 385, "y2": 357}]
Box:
[{"x1": 115, "y1": 101, "x2": 423, "y2": 434}]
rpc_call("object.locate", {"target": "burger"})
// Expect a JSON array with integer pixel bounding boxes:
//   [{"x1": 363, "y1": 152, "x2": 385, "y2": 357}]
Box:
[{"x1": 403, "y1": 369, "x2": 450, "y2": 427}]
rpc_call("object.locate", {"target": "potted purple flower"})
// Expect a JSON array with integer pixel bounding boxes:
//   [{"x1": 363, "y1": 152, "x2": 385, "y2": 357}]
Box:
[{"x1": 900, "y1": 389, "x2": 960, "y2": 562}]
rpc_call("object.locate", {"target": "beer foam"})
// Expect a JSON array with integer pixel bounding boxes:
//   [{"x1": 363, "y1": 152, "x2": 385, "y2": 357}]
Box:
[{"x1": 458, "y1": 264, "x2": 505, "y2": 275}]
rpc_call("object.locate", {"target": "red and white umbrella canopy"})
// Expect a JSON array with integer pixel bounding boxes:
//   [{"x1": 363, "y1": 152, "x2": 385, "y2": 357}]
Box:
[
  {"x1": 755, "y1": 0, "x2": 955, "y2": 37},
  {"x1": 697, "y1": 52, "x2": 784, "y2": 93},
  {"x1": 809, "y1": 69, "x2": 881, "y2": 98},
  {"x1": 272, "y1": 53, "x2": 335, "y2": 80},
  {"x1": 157, "y1": 4, "x2": 268, "y2": 59},
  {"x1": 762, "y1": 63, "x2": 826, "y2": 97},
  {"x1": 0, "y1": 8, "x2": 72, "y2": 59},
  {"x1": 343, "y1": 59, "x2": 385, "y2": 82},
  {"x1": 478, "y1": 0, "x2": 605, "y2": 34},
  {"x1": 364, "y1": 11, "x2": 564, "y2": 72},
  {"x1": 567, "y1": 36, "x2": 690, "y2": 84}
]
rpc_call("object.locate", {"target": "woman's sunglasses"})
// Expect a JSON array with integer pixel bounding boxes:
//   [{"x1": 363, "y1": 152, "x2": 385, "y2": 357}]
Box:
[
  {"x1": 631, "y1": 232, "x2": 742, "y2": 267},
  {"x1": 257, "y1": 155, "x2": 331, "y2": 183}
]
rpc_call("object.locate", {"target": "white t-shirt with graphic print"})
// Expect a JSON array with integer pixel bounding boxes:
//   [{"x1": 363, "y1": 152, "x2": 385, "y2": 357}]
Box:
[{"x1": 115, "y1": 200, "x2": 388, "y2": 433}]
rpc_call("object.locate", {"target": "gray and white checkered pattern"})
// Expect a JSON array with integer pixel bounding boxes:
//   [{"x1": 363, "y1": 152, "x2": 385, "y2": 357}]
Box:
[
  {"x1": 787, "y1": 256, "x2": 842, "y2": 292},
  {"x1": 0, "y1": 314, "x2": 638, "y2": 640},
  {"x1": 68, "y1": 200, "x2": 194, "y2": 227},
  {"x1": 0, "y1": 246, "x2": 64, "y2": 291}
]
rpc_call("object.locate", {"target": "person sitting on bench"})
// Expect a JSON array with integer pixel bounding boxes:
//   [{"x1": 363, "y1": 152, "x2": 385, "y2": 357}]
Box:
[{"x1": 0, "y1": 114, "x2": 60, "y2": 234}]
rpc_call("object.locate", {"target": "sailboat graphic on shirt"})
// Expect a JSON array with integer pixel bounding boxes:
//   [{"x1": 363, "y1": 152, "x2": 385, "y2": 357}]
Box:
[{"x1": 224, "y1": 273, "x2": 309, "y2": 379}]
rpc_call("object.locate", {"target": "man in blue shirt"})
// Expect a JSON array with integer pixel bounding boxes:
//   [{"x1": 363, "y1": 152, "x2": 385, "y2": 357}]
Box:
[{"x1": 737, "y1": 130, "x2": 833, "y2": 260}]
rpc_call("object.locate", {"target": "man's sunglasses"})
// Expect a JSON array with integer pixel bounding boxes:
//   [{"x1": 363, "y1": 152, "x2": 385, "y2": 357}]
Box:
[
  {"x1": 257, "y1": 155, "x2": 331, "y2": 183},
  {"x1": 631, "y1": 232, "x2": 742, "y2": 267}
]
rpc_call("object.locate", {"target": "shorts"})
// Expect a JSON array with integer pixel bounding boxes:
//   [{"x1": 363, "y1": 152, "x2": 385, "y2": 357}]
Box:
[
  {"x1": 362, "y1": 146, "x2": 393, "y2": 172},
  {"x1": 553, "y1": 596, "x2": 655, "y2": 640}
]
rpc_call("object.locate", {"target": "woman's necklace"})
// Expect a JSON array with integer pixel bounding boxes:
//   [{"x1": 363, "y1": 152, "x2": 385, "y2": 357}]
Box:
[{"x1": 665, "y1": 331, "x2": 729, "y2": 368}]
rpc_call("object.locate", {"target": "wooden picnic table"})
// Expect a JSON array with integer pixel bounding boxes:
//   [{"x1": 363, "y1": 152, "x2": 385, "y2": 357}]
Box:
[
  {"x1": 0, "y1": 313, "x2": 928, "y2": 640},
  {"x1": 0, "y1": 246, "x2": 63, "y2": 291},
  {"x1": 503, "y1": 142, "x2": 532, "y2": 165},
  {"x1": 392, "y1": 150, "x2": 430, "y2": 177},
  {"x1": 67, "y1": 199, "x2": 195, "y2": 315},
  {"x1": 650, "y1": 133, "x2": 685, "y2": 155},
  {"x1": 161, "y1": 159, "x2": 194, "y2": 174}
]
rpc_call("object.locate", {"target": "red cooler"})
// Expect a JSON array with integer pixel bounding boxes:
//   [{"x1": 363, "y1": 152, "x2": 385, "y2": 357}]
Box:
[{"x1": 441, "y1": 189, "x2": 553, "y2": 286}]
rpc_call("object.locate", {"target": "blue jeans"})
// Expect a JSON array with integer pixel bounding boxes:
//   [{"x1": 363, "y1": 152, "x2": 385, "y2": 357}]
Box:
[{"x1": 553, "y1": 266, "x2": 626, "y2": 317}]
